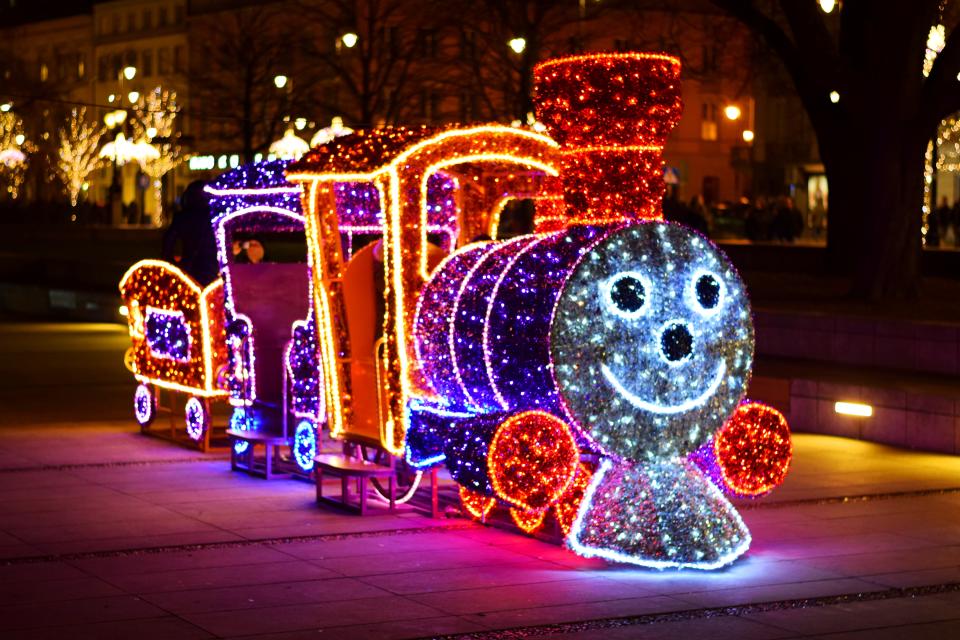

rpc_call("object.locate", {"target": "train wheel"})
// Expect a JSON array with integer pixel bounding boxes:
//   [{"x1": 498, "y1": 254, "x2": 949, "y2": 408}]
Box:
[
  {"x1": 123, "y1": 347, "x2": 136, "y2": 373},
  {"x1": 134, "y1": 383, "x2": 155, "y2": 428},
  {"x1": 356, "y1": 445, "x2": 423, "y2": 504},
  {"x1": 185, "y1": 397, "x2": 208, "y2": 442},
  {"x1": 292, "y1": 419, "x2": 318, "y2": 472}
]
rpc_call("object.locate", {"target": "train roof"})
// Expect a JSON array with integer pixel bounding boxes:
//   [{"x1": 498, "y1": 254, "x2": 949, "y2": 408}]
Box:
[
  {"x1": 287, "y1": 125, "x2": 445, "y2": 177},
  {"x1": 207, "y1": 159, "x2": 296, "y2": 193}
]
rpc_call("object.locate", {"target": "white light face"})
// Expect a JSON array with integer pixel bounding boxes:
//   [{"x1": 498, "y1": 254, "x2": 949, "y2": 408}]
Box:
[{"x1": 551, "y1": 222, "x2": 754, "y2": 462}]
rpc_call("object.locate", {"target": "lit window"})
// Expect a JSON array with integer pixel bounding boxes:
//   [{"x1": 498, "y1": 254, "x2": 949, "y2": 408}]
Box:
[{"x1": 701, "y1": 102, "x2": 717, "y2": 141}]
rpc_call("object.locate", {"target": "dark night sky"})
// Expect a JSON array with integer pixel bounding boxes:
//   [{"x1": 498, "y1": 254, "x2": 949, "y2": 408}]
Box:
[{"x1": 0, "y1": 1, "x2": 98, "y2": 26}]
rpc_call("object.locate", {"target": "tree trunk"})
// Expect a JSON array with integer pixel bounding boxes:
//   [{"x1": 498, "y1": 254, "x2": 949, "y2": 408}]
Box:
[
  {"x1": 819, "y1": 137, "x2": 863, "y2": 278},
  {"x1": 817, "y1": 118, "x2": 926, "y2": 300},
  {"x1": 242, "y1": 72, "x2": 254, "y2": 164},
  {"x1": 850, "y1": 128, "x2": 927, "y2": 300}
]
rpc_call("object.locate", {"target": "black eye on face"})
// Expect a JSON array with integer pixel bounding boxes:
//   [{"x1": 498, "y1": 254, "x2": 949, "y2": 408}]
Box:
[
  {"x1": 689, "y1": 271, "x2": 725, "y2": 315},
  {"x1": 696, "y1": 275, "x2": 721, "y2": 308},
  {"x1": 604, "y1": 272, "x2": 649, "y2": 319}
]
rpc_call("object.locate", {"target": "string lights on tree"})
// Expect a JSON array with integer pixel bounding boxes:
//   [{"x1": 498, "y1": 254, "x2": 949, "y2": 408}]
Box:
[
  {"x1": 55, "y1": 108, "x2": 106, "y2": 207},
  {"x1": 0, "y1": 110, "x2": 35, "y2": 199},
  {"x1": 132, "y1": 87, "x2": 183, "y2": 226}
]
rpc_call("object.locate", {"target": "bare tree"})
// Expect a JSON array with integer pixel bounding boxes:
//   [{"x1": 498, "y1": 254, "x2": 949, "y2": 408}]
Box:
[
  {"x1": 432, "y1": 0, "x2": 610, "y2": 123},
  {"x1": 189, "y1": 2, "x2": 313, "y2": 162},
  {"x1": 711, "y1": 0, "x2": 960, "y2": 299},
  {"x1": 298, "y1": 0, "x2": 442, "y2": 126},
  {"x1": 0, "y1": 46, "x2": 71, "y2": 203}
]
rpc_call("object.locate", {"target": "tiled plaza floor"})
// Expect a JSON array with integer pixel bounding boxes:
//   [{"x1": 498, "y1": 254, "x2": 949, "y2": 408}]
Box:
[{"x1": 0, "y1": 424, "x2": 958, "y2": 639}]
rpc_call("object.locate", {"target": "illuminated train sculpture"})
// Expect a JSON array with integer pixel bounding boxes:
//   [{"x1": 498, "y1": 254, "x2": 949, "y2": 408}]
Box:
[
  {"x1": 119, "y1": 50, "x2": 791, "y2": 569},
  {"x1": 398, "y1": 53, "x2": 793, "y2": 568}
]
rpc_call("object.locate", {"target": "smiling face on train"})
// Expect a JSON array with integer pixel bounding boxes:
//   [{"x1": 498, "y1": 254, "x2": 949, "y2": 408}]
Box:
[{"x1": 551, "y1": 221, "x2": 753, "y2": 462}]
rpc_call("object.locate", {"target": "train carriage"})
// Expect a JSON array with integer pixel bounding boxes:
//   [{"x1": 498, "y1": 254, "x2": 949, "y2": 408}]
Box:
[
  {"x1": 287, "y1": 124, "x2": 565, "y2": 507},
  {"x1": 204, "y1": 160, "x2": 322, "y2": 478},
  {"x1": 119, "y1": 259, "x2": 229, "y2": 450}
]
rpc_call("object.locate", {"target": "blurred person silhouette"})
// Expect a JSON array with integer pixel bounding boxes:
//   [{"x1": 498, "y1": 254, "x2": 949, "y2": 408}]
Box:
[
  {"x1": 161, "y1": 180, "x2": 219, "y2": 285},
  {"x1": 772, "y1": 196, "x2": 803, "y2": 242},
  {"x1": 939, "y1": 196, "x2": 956, "y2": 247}
]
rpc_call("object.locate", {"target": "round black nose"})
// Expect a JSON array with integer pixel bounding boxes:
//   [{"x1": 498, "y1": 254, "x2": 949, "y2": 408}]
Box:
[{"x1": 660, "y1": 322, "x2": 694, "y2": 362}]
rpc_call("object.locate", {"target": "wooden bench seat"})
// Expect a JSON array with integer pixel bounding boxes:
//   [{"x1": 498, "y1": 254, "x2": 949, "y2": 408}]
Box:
[
  {"x1": 227, "y1": 428, "x2": 291, "y2": 479},
  {"x1": 315, "y1": 453, "x2": 396, "y2": 515}
]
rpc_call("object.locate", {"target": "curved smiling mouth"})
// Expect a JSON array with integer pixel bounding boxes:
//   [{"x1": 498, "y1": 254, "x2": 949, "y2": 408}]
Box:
[{"x1": 600, "y1": 361, "x2": 727, "y2": 414}]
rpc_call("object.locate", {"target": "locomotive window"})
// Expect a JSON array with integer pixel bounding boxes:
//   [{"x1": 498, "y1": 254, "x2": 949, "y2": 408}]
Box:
[
  {"x1": 231, "y1": 230, "x2": 307, "y2": 264},
  {"x1": 495, "y1": 199, "x2": 536, "y2": 239}
]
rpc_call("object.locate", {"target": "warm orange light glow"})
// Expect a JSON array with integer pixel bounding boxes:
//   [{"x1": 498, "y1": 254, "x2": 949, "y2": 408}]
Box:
[
  {"x1": 487, "y1": 411, "x2": 579, "y2": 513},
  {"x1": 510, "y1": 508, "x2": 547, "y2": 533},
  {"x1": 724, "y1": 105, "x2": 742, "y2": 121},
  {"x1": 291, "y1": 125, "x2": 562, "y2": 454},
  {"x1": 534, "y1": 51, "x2": 683, "y2": 224},
  {"x1": 714, "y1": 402, "x2": 793, "y2": 497},
  {"x1": 119, "y1": 260, "x2": 228, "y2": 397},
  {"x1": 459, "y1": 486, "x2": 495, "y2": 519}
]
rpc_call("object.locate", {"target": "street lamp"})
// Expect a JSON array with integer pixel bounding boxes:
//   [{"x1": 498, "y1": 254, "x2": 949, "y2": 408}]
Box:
[
  {"x1": 819, "y1": 0, "x2": 836, "y2": 13},
  {"x1": 508, "y1": 37, "x2": 526, "y2": 54},
  {"x1": 341, "y1": 32, "x2": 358, "y2": 48},
  {"x1": 106, "y1": 64, "x2": 136, "y2": 225},
  {"x1": 829, "y1": 90, "x2": 840, "y2": 103},
  {"x1": 273, "y1": 74, "x2": 288, "y2": 89},
  {"x1": 0, "y1": 103, "x2": 10, "y2": 112},
  {"x1": 742, "y1": 129, "x2": 755, "y2": 143},
  {"x1": 724, "y1": 105, "x2": 742, "y2": 121}
]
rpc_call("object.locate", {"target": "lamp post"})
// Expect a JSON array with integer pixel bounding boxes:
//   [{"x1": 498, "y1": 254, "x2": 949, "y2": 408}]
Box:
[
  {"x1": 271, "y1": 74, "x2": 296, "y2": 163},
  {"x1": 106, "y1": 65, "x2": 137, "y2": 225}
]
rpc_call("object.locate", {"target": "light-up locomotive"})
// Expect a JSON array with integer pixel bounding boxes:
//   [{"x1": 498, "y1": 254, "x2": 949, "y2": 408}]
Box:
[
  {"x1": 119, "y1": 49, "x2": 792, "y2": 569},
  {"x1": 398, "y1": 53, "x2": 792, "y2": 568}
]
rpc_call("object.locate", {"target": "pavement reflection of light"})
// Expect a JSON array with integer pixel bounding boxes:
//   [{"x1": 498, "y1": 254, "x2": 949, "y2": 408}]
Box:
[{"x1": 0, "y1": 322, "x2": 127, "y2": 333}]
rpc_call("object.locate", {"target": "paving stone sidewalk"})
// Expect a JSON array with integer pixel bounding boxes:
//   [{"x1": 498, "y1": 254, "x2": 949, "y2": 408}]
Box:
[{"x1": 0, "y1": 425, "x2": 958, "y2": 639}]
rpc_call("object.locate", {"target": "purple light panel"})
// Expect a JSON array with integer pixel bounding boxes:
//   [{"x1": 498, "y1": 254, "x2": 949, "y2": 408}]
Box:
[
  {"x1": 413, "y1": 226, "x2": 601, "y2": 418},
  {"x1": 145, "y1": 307, "x2": 191, "y2": 362}
]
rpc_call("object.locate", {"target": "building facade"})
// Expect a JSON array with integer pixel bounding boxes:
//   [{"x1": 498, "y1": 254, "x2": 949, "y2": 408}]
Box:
[{"x1": 0, "y1": 0, "x2": 813, "y2": 224}]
